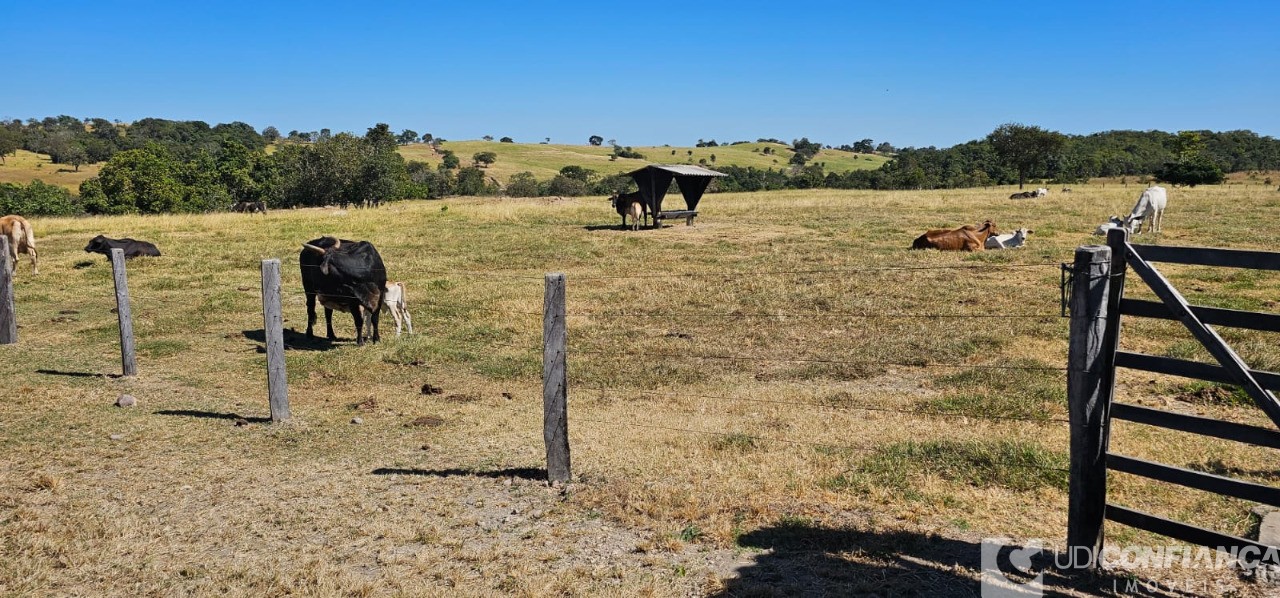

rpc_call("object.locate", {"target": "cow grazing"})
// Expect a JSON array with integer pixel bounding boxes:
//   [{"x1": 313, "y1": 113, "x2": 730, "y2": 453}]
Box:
[
  {"x1": 84, "y1": 235, "x2": 161, "y2": 259},
  {"x1": 985, "y1": 228, "x2": 1033, "y2": 250},
  {"x1": 1124, "y1": 185, "x2": 1168, "y2": 234},
  {"x1": 911, "y1": 220, "x2": 999, "y2": 251},
  {"x1": 300, "y1": 236, "x2": 387, "y2": 345},
  {"x1": 1094, "y1": 216, "x2": 1126, "y2": 236},
  {"x1": 231, "y1": 201, "x2": 267, "y2": 214},
  {"x1": 0, "y1": 215, "x2": 38, "y2": 274},
  {"x1": 381, "y1": 282, "x2": 414, "y2": 336},
  {"x1": 609, "y1": 191, "x2": 649, "y2": 229}
]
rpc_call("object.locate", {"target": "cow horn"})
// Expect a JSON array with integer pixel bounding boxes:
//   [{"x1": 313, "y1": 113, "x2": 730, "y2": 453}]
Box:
[
  {"x1": 332, "y1": 238, "x2": 341, "y2": 250},
  {"x1": 302, "y1": 243, "x2": 326, "y2": 255}
]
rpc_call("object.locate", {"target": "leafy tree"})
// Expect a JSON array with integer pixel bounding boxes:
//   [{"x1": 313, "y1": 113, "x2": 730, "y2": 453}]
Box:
[
  {"x1": 588, "y1": 135, "x2": 604, "y2": 146},
  {"x1": 472, "y1": 151, "x2": 497, "y2": 168},
  {"x1": 542, "y1": 174, "x2": 588, "y2": 196},
  {"x1": 317, "y1": 128, "x2": 332, "y2": 142},
  {"x1": 1156, "y1": 157, "x2": 1224, "y2": 186},
  {"x1": 875, "y1": 142, "x2": 895, "y2": 154},
  {"x1": 0, "y1": 181, "x2": 78, "y2": 216},
  {"x1": 558, "y1": 165, "x2": 596, "y2": 183},
  {"x1": 506, "y1": 171, "x2": 539, "y2": 197},
  {"x1": 852, "y1": 139, "x2": 874, "y2": 153},
  {"x1": 0, "y1": 128, "x2": 20, "y2": 164},
  {"x1": 421, "y1": 132, "x2": 434, "y2": 143},
  {"x1": 440, "y1": 150, "x2": 460, "y2": 169},
  {"x1": 64, "y1": 144, "x2": 89, "y2": 171},
  {"x1": 398, "y1": 129, "x2": 419, "y2": 145},
  {"x1": 499, "y1": 136, "x2": 514, "y2": 143},
  {"x1": 481, "y1": 135, "x2": 494, "y2": 142},
  {"x1": 986, "y1": 123, "x2": 1066, "y2": 188},
  {"x1": 261, "y1": 126, "x2": 281, "y2": 142},
  {"x1": 90, "y1": 144, "x2": 187, "y2": 214},
  {"x1": 453, "y1": 166, "x2": 490, "y2": 195},
  {"x1": 364, "y1": 123, "x2": 397, "y2": 151}
]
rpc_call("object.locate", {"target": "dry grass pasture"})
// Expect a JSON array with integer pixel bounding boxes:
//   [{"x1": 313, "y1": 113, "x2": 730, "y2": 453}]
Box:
[
  {"x1": 4, "y1": 184, "x2": 1280, "y2": 596},
  {"x1": 0, "y1": 150, "x2": 101, "y2": 192}
]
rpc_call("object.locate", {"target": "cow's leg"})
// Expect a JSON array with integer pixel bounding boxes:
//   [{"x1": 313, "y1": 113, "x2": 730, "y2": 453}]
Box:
[
  {"x1": 402, "y1": 307, "x2": 413, "y2": 335},
  {"x1": 305, "y1": 293, "x2": 318, "y2": 338},
  {"x1": 350, "y1": 306, "x2": 365, "y2": 346},
  {"x1": 370, "y1": 292, "x2": 382, "y2": 343},
  {"x1": 325, "y1": 307, "x2": 338, "y2": 341}
]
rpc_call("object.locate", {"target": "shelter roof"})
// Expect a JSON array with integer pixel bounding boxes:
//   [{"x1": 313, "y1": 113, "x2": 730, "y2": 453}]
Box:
[{"x1": 627, "y1": 164, "x2": 727, "y2": 178}]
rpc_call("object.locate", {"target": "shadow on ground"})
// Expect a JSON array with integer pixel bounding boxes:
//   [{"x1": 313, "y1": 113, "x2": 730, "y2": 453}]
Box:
[
  {"x1": 717, "y1": 522, "x2": 1195, "y2": 597},
  {"x1": 371, "y1": 467, "x2": 545, "y2": 481},
  {"x1": 36, "y1": 369, "x2": 121, "y2": 379},
  {"x1": 241, "y1": 327, "x2": 342, "y2": 351},
  {"x1": 154, "y1": 410, "x2": 271, "y2": 423}
]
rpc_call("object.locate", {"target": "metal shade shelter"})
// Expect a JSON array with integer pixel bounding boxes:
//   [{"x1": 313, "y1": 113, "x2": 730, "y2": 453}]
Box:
[{"x1": 627, "y1": 164, "x2": 726, "y2": 227}]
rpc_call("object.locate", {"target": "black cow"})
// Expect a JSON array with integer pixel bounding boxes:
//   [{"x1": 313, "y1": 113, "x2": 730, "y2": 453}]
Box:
[
  {"x1": 231, "y1": 201, "x2": 267, "y2": 214},
  {"x1": 299, "y1": 236, "x2": 387, "y2": 345},
  {"x1": 84, "y1": 235, "x2": 162, "y2": 259},
  {"x1": 609, "y1": 191, "x2": 649, "y2": 228}
]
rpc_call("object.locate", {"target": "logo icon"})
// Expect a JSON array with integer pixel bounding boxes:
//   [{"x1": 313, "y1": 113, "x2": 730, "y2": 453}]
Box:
[{"x1": 981, "y1": 537, "x2": 1044, "y2": 597}]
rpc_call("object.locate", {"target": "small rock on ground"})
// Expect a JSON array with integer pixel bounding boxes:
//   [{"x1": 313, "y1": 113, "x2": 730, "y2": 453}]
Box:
[
  {"x1": 351, "y1": 417, "x2": 364, "y2": 425},
  {"x1": 115, "y1": 394, "x2": 136, "y2": 408}
]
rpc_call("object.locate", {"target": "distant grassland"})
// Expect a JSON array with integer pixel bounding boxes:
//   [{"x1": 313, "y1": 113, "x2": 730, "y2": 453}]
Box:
[
  {"x1": 398, "y1": 140, "x2": 888, "y2": 183},
  {"x1": 0, "y1": 149, "x2": 102, "y2": 191}
]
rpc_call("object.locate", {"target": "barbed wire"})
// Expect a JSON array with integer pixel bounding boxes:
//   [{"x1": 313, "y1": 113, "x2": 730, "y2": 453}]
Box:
[
  {"x1": 572, "y1": 386, "x2": 1070, "y2": 424},
  {"x1": 569, "y1": 416, "x2": 1071, "y2": 476},
  {"x1": 567, "y1": 308, "x2": 1063, "y2": 319},
  {"x1": 569, "y1": 347, "x2": 1070, "y2": 371}
]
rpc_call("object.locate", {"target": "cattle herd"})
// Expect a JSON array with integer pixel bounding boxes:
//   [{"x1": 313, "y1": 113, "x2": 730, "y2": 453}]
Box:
[{"x1": 910, "y1": 185, "x2": 1169, "y2": 253}]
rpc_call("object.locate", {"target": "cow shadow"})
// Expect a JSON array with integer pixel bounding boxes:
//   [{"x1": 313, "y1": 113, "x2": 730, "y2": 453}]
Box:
[
  {"x1": 582, "y1": 223, "x2": 668, "y2": 232},
  {"x1": 371, "y1": 467, "x2": 545, "y2": 481},
  {"x1": 36, "y1": 369, "x2": 121, "y2": 379},
  {"x1": 241, "y1": 327, "x2": 340, "y2": 351},
  {"x1": 717, "y1": 522, "x2": 1190, "y2": 597},
  {"x1": 154, "y1": 409, "x2": 271, "y2": 423}
]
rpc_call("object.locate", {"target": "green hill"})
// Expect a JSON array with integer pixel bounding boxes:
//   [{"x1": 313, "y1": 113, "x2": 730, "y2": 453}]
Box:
[{"x1": 398, "y1": 141, "x2": 888, "y2": 183}]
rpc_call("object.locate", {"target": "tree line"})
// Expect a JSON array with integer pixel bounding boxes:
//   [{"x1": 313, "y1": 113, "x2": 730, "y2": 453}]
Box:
[{"x1": 1, "y1": 116, "x2": 1278, "y2": 216}]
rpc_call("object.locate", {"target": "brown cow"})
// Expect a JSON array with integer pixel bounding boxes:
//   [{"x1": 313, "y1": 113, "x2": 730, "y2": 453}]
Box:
[
  {"x1": 911, "y1": 220, "x2": 998, "y2": 251},
  {"x1": 0, "y1": 215, "x2": 37, "y2": 274}
]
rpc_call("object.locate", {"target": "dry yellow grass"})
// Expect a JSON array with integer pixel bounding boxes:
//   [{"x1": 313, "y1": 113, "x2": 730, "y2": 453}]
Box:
[
  {"x1": 0, "y1": 150, "x2": 101, "y2": 191},
  {"x1": 3, "y1": 184, "x2": 1280, "y2": 595}
]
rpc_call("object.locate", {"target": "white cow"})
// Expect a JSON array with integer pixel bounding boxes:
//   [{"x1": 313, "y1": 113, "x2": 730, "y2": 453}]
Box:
[
  {"x1": 1033, "y1": 187, "x2": 1049, "y2": 197},
  {"x1": 985, "y1": 228, "x2": 1033, "y2": 249},
  {"x1": 1124, "y1": 185, "x2": 1168, "y2": 234},
  {"x1": 1093, "y1": 216, "x2": 1127, "y2": 236},
  {"x1": 381, "y1": 282, "x2": 414, "y2": 336}
]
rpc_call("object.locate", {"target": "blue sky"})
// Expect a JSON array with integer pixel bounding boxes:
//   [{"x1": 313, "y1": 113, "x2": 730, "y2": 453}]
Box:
[{"x1": 3, "y1": 1, "x2": 1277, "y2": 148}]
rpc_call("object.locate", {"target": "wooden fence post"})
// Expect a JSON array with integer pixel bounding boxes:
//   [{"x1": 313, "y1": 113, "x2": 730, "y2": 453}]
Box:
[
  {"x1": 110, "y1": 248, "x2": 138, "y2": 377},
  {"x1": 261, "y1": 259, "x2": 290, "y2": 422},
  {"x1": 1066, "y1": 243, "x2": 1114, "y2": 570},
  {"x1": 0, "y1": 237, "x2": 15, "y2": 344},
  {"x1": 543, "y1": 272, "x2": 570, "y2": 483}
]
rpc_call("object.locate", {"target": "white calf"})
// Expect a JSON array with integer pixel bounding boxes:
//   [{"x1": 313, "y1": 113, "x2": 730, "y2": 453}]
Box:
[
  {"x1": 984, "y1": 228, "x2": 1033, "y2": 249},
  {"x1": 382, "y1": 282, "x2": 414, "y2": 336},
  {"x1": 1034, "y1": 187, "x2": 1049, "y2": 197},
  {"x1": 1124, "y1": 185, "x2": 1168, "y2": 234}
]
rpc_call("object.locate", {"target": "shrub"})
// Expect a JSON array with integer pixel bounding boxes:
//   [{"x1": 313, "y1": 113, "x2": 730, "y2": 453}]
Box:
[
  {"x1": 0, "y1": 181, "x2": 79, "y2": 216},
  {"x1": 505, "y1": 172, "x2": 539, "y2": 197}
]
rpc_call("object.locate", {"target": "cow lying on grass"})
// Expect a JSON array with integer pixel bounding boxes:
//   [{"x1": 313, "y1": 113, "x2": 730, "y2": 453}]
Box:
[
  {"x1": 300, "y1": 236, "x2": 387, "y2": 345},
  {"x1": 231, "y1": 201, "x2": 267, "y2": 214},
  {"x1": 984, "y1": 228, "x2": 1033, "y2": 249},
  {"x1": 0, "y1": 215, "x2": 38, "y2": 274},
  {"x1": 84, "y1": 235, "x2": 161, "y2": 259},
  {"x1": 911, "y1": 220, "x2": 998, "y2": 251}
]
